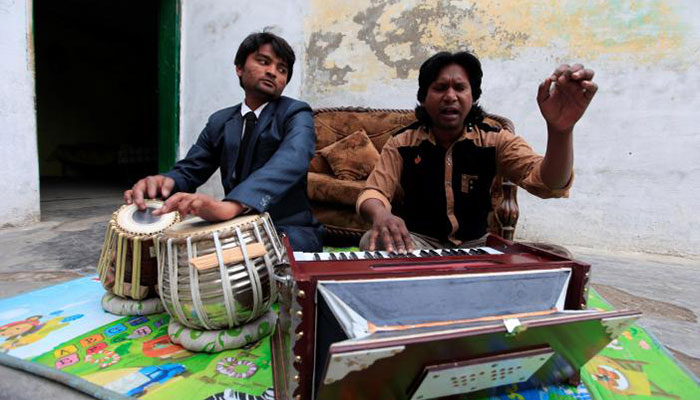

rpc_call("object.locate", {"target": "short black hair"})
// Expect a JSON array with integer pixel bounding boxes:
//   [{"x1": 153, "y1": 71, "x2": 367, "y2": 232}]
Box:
[
  {"x1": 234, "y1": 31, "x2": 296, "y2": 86},
  {"x1": 415, "y1": 51, "x2": 485, "y2": 128}
]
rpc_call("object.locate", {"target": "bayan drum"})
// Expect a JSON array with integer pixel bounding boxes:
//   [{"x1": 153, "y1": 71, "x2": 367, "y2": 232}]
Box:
[
  {"x1": 97, "y1": 200, "x2": 179, "y2": 315},
  {"x1": 157, "y1": 213, "x2": 284, "y2": 352}
]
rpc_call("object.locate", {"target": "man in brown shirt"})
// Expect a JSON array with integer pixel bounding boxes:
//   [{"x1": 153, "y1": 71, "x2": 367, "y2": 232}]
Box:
[{"x1": 356, "y1": 51, "x2": 597, "y2": 252}]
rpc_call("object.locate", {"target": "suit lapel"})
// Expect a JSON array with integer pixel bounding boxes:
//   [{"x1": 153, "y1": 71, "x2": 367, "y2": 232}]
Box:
[{"x1": 223, "y1": 105, "x2": 243, "y2": 183}]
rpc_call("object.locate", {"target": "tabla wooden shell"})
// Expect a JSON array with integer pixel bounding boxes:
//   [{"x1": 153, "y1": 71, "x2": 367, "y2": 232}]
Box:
[
  {"x1": 157, "y1": 213, "x2": 284, "y2": 330},
  {"x1": 97, "y1": 200, "x2": 180, "y2": 300}
]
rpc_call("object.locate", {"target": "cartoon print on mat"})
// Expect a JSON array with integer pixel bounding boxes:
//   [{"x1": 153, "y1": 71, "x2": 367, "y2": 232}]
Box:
[
  {"x1": 216, "y1": 357, "x2": 258, "y2": 378},
  {"x1": 606, "y1": 339, "x2": 624, "y2": 351},
  {"x1": 204, "y1": 387, "x2": 274, "y2": 400},
  {"x1": 103, "y1": 363, "x2": 187, "y2": 397},
  {"x1": 497, "y1": 382, "x2": 592, "y2": 400},
  {"x1": 0, "y1": 313, "x2": 83, "y2": 353},
  {"x1": 142, "y1": 334, "x2": 193, "y2": 360},
  {"x1": 85, "y1": 349, "x2": 121, "y2": 368},
  {"x1": 586, "y1": 356, "x2": 679, "y2": 398}
]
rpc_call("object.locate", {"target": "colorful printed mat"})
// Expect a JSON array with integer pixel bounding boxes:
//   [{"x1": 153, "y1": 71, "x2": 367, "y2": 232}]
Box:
[{"x1": 0, "y1": 276, "x2": 697, "y2": 400}]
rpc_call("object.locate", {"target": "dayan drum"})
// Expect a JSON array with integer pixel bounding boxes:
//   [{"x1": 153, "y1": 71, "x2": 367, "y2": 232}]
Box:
[
  {"x1": 157, "y1": 213, "x2": 284, "y2": 352},
  {"x1": 97, "y1": 200, "x2": 180, "y2": 315}
]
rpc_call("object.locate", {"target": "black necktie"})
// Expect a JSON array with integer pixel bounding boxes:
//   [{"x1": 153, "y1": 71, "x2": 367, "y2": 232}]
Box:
[{"x1": 236, "y1": 111, "x2": 257, "y2": 181}]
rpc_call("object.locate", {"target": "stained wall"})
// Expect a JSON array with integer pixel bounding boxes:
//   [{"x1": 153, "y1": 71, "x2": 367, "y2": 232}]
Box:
[{"x1": 180, "y1": 0, "x2": 700, "y2": 255}]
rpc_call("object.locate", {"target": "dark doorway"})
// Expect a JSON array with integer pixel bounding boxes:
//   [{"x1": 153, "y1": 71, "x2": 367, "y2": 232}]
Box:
[{"x1": 34, "y1": 0, "x2": 170, "y2": 188}]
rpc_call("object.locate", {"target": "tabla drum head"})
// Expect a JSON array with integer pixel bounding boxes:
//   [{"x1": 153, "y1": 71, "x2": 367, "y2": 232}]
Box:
[
  {"x1": 116, "y1": 200, "x2": 178, "y2": 235},
  {"x1": 163, "y1": 214, "x2": 260, "y2": 241}
]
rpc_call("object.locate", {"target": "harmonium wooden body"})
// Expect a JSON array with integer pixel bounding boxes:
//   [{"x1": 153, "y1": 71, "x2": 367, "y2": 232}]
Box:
[{"x1": 271, "y1": 235, "x2": 640, "y2": 400}]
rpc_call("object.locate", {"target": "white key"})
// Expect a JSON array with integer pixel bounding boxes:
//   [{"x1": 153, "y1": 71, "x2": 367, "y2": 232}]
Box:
[
  {"x1": 479, "y1": 246, "x2": 503, "y2": 255},
  {"x1": 292, "y1": 247, "x2": 502, "y2": 262}
]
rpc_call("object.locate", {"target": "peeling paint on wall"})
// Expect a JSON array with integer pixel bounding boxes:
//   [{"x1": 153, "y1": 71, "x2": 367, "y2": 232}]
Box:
[
  {"x1": 304, "y1": 0, "x2": 688, "y2": 96},
  {"x1": 306, "y1": 31, "x2": 354, "y2": 89}
]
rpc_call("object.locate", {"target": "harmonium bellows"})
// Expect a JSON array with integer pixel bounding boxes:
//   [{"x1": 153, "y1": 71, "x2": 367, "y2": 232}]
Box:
[{"x1": 271, "y1": 234, "x2": 640, "y2": 400}]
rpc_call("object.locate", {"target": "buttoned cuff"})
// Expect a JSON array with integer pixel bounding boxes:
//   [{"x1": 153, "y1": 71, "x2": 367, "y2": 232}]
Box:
[{"x1": 222, "y1": 198, "x2": 253, "y2": 215}]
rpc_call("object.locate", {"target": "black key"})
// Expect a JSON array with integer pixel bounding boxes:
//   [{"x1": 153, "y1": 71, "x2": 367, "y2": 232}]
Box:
[
  {"x1": 475, "y1": 248, "x2": 487, "y2": 255},
  {"x1": 313, "y1": 253, "x2": 321, "y2": 261},
  {"x1": 389, "y1": 252, "x2": 399, "y2": 258},
  {"x1": 329, "y1": 253, "x2": 337, "y2": 260},
  {"x1": 364, "y1": 252, "x2": 374, "y2": 259},
  {"x1": 444, "y1": 249, "x2": 456, "y2": 256},
  {"x1": 468, "y1": 248, "x2": 479, "y2": 255},
  {"x1": 456, "y1": 249, "x2": 468, "y2": 255},
  {"x1": 429, "y1": 250, "x2": 440, "y2": 257},
  {"x1": 420, "y1": 250, "x2": 431, "y2": 257},
  {"x1": 339, "y1": 253, "x2": 347, "y2": 260},
  {"x1": 374, "y1": 252, "x2": 384, "y2": 259},
  {"x1": 350, "y1": 252, "x2": 359, "y2": 260}
]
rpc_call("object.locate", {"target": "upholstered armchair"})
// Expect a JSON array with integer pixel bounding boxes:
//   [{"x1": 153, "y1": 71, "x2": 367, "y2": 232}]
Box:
[{"x1": 306, "y1": 107, "x2": 519, "y2": 245}]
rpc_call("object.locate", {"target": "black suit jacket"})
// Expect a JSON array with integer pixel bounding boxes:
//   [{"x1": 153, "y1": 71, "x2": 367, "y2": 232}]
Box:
[{"x1": 163, "y1": 96, "x2": 322, "y2": 251}]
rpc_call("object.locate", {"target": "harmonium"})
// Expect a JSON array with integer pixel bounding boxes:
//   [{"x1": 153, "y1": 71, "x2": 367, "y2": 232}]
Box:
[{"x1": 271, "y1": 234, "x2": 640, "y2": 400}]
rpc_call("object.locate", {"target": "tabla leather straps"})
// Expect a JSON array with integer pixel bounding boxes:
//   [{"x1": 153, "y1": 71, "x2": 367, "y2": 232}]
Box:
[{"x1": 189, "y1": 242, "x2": 267, "y2": 271}]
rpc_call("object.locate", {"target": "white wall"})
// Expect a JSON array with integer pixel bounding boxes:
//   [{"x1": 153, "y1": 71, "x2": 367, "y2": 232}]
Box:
[
  {"x1": 179, "y1": 0, "x2": 307, "y2": 198},
  {"x1": 296, "y1": 0, "x2": 700, "y2": 256},
  {"x1": 178, "y1": 0, "x2": 700, "y2": 256},
  {"x1": 0, "y1": 0, "x2": 39, "y2": 228},
  {"x1": 511, "y1": 61, "x2": 700, "y2": 257}
]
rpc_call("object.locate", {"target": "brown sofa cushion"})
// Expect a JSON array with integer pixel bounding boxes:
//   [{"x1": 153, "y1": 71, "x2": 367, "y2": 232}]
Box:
[
  {"x1": 307, "y1": 172, "x2": 366, "y2": 207},
  {"x1": 313, "y1": 109, "x2": 417, "y2": 152},
  {"x1": 309, "y1": 153, "x2": 332, "y2": 174},
  {"x1": 318, "y1": 129, "x2": 379, "y2": 181}
]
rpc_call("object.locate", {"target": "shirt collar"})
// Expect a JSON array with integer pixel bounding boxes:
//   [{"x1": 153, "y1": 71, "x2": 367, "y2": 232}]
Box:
[
  {"x1": 423, "y1": 125, "x2": 476, "y2": 146},
  {"x1": 241, "y1": 101, "x2": 269, "y2": 119}
]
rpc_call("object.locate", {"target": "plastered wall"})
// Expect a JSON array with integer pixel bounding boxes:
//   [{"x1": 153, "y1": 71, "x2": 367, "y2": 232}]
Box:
[
  {"x1": 0, "y1": 0, "x2": 39, "y2": 227},
  {"x1": 180, "y1": 0, "x2": 700, "y2": 256},
  {"x1": 179, "y1": 0, "x2": 307, "y2": 198}
]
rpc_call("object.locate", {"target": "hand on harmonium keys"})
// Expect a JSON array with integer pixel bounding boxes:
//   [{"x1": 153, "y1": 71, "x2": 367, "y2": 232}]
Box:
[{"x1": 368, "y1": 210, "x2": 414, "y2": 253}]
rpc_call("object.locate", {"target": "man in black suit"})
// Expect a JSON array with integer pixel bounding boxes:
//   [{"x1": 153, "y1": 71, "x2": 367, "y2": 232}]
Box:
[{"x1": 124, "y1": 32, "x2": 322, "y2": 251}]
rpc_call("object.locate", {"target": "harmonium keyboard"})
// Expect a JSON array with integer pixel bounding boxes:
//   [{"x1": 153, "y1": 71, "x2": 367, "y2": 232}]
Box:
[{"x1": 271, "y1": 234, "x2": 641, "y2": 400}]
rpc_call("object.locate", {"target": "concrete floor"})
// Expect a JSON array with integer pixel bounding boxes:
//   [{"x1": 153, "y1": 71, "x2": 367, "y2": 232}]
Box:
[{"x1": 0, "y1": 179, "x2": 698, "y2": 399}]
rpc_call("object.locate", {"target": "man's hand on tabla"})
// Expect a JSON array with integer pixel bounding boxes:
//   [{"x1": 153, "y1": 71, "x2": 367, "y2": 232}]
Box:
[
  {"x1": 153, "y1": 193, "x2": 243, "y2": 221},
  {"x1": 124, "y1": 175, "x2": 175, "y2": 210},
  {"x1": 537, "y1": 64, "x2": 598, "y2": 134}
]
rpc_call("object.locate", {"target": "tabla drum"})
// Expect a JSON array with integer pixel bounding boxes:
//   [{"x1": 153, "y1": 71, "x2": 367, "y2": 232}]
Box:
[
  {"x1": 157, "y1": 213, "x2": 284, "y2": 352},
  {"x1": 97, "y1": 200, "x2": 179, "y2": 315}
]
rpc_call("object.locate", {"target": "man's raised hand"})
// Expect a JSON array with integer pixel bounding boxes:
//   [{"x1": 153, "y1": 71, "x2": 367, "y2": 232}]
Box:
[{"x1": 537, "y1": 64, "x2": 598, "y2": 134}]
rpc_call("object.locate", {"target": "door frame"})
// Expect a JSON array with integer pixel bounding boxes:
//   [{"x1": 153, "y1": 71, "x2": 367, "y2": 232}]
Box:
[{"x1": 158, "y1": 0, "x2": 181, "y2": 173}]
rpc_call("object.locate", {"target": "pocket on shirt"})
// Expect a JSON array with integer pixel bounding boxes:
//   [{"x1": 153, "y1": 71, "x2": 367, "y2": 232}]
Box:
[{"x1": 460, "y1": 174, "x2": 479, "y2": 194}]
